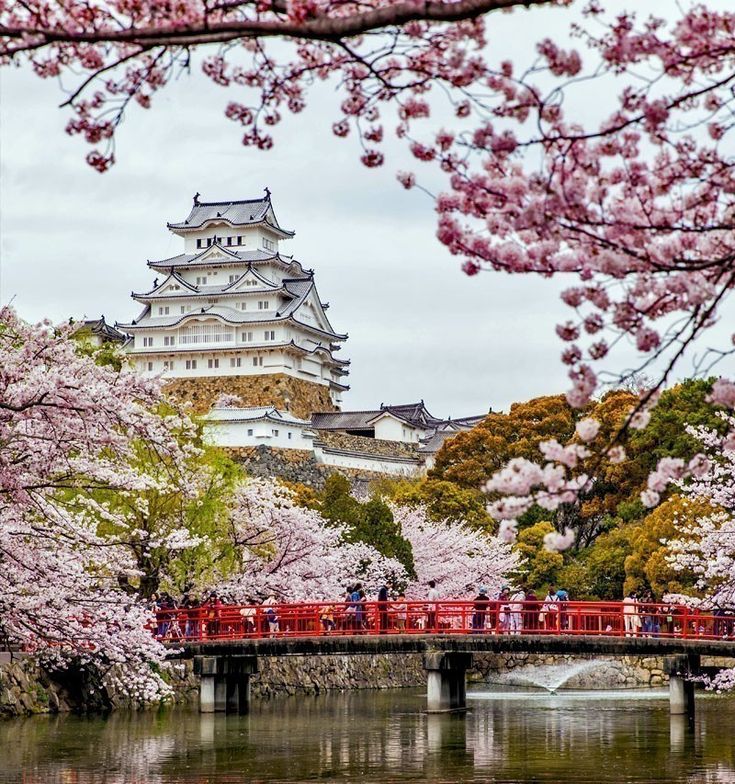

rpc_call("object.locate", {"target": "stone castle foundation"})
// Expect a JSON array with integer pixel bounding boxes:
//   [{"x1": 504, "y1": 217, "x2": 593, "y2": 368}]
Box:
[{"x1": 164, "y1": 373, "x2": 338, "y2": 419}]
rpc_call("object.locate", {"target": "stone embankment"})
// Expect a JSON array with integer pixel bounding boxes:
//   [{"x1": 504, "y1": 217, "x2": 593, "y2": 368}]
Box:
[
  {"x1": 0, "y1": 654, "x2": 196, "y2": 719},
  {"x1": 7, "y1": 650, "x2": 735, "y2": 718},
  {"x1": 164, "y1": 373, "x2": 337, "y2": 419},
  {"x1": 224, "y1": 444, "x2": 397, "y2": 489}
]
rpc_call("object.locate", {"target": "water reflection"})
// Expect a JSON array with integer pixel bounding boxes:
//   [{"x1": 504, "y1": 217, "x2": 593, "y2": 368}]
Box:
[{"x1": 1, "y1": 688, "x2": 735, "y2": 783}]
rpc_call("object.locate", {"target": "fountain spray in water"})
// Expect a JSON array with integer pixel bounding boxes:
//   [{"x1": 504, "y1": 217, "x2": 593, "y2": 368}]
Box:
[{"x1": 494, "y1": 661, "x2": 605, "y2": 693}]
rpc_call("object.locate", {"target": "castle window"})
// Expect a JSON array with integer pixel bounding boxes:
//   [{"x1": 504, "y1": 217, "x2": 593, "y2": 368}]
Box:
[
  {"x1": 147, "y1": 362, "x2": 154, "y2": 371},
  {"x1": 258, "y1": 300, "x2": 270, "y2": 310},
  {"x1": 230, "y1": 357, "x2": 242, "y2": 368},
  {"x1": 142, "y1": 336, "x2": 153, "y2": 347},
  {"x1": 237, "y1": 235, "x2": 244, "y2": 246},
  {"x1": 253, "y1": 356, "x2": 263, "y2": 367},
  {"x1": 197, "y1": 239, "x2": 204, "y2": 249},
  {"x1": 272, "y1": 429, "x2": 279, "y2": 437},
  {"x1": 206, "y1": 238, "x2": 212, "y2": 247},
  {"x1": 263, "y1": 238, "x2": 275, "y2": 251},
  {"x1": 207, "y1": 358, "x2": 219, "y2": 369},
  {"x1": 185, "y1": 359, "x2": 197, "y2": 370},
  {"x1": 196, "y1": 276, "x2": 208, "y2": 285},
  {"x1": 264, "y1": 330, "x2": 275, "y2": 341},
  {"x1": 163, "y1": 360, "x2": 175, "y2": 371},
  {"x1": 239, "y1": 302, "x2": 247, "y2": 310},
  {"x1": 226, "y1": 236, "x2": 233, "y2": 246},
  {"x1": 180, "y1": 324, "x2": 232, "y2": 345},
  {"x1": 247, "y1": 428, "x2": 254, "y2": 436},
  {"x1": 158, "y1": 306, "x2": 170, "y2": 316},
  {"x1": 241, "y1": 331, "x2": 253, "y2": 342},
  {"x1": 164, "y1": 336, "x2": 175, "y2": 346},
  {"x1": 288, "y1": 432, "x2": 292, "y2": 440},
  {"x1": 181, "y1": 306, "x2": 186, "y2": 314}
]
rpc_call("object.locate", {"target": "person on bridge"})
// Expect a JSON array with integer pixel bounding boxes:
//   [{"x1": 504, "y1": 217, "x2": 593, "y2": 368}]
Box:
[
  {"x1": 509, "y1": 587, "x2": 526, "y2": 635},
  {"x1": 525, "y1": 588, "x2": 541, "y2": 631},
  {"x1": 352, "y1": 584, "x2": 366, "y2": 632},
  {"x1": 240, "y1": 600, "x2": 257, "y2": 636},
  {"x1": 343, "y1": 585, "x2": 355, "y2": 631},
  {"x1": 393, "y1": 593, "x2": 407, "y2": 632},
  {"x1": 263, "y1": 596, "x2": 279, "y2": 637},
  {"x1": 497, "y1": 586, "x2": 511, "y2": 633},
  {"x1": 319, "y1": 604, "x2": 335, "y2": 634},
  {"x1": 541, "y1": 586, "x2": 559, "y2": 632},
  {"x1": 427, "y1": 580, "x2": 440, "y2": 632},
  {"x1": 472, "y1": 586, "x2": 490, "y2": 632},
  {"x1": 623, "y1": 592, "x2": 640, "y2": 637},
  {"x1": 556, "y1": 589, "x2": 570, "y2": 631},
  {"x1": 377, "y1": 584, "x2": 389, "y2": 634}
]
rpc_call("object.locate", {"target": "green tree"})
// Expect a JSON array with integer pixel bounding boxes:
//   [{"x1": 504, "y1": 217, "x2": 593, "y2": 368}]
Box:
[
  {"x1": 624, "y1": 495, "x2": 705, "y2": 598},
  {"x1": 577, "y1": 526, "x2": 632, "y2": 600},
  {"x1": 372, "y1": 477, "x2": 491, "y2": 529},
  {"x1": 515, "y1": 522, "x2": 564, "y2": 593},
  {"x1": 320, "y1": 473, "x2": 415, "y2": 576},
  {"x1": 87, "y1": 423, "x2": 244, "y2": 599},
  {"x1": 430, "y1": 394, "x2": 577, "y2": 489}
]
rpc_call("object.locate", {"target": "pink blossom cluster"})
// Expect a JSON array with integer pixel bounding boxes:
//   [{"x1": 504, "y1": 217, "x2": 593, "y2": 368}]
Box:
[
  {"x1": 665, "y1": 418, "x2": 735, "y2": 688},
  {"x1": 0, "y1": 306, "x2": 197, "y2": 702},
  {"x1": 392, "y1": 505, "x2": 521, "y2": 599},
  {"x1": 213, "y1": 479, "x2": 521, "y2": 602},
  {"x1": 218, "y1": 478, "x2": 408, "y2": 601}
]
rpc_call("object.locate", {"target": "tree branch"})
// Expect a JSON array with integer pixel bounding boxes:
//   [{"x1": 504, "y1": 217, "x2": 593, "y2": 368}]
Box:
[{"x1": 1, "y1": 0, "x2": 558, "y2": 49}]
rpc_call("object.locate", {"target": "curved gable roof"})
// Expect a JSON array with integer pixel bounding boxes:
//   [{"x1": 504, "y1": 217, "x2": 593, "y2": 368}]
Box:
[{"x1": 167, "y1": 195, "x2": 294, "y2": 237}]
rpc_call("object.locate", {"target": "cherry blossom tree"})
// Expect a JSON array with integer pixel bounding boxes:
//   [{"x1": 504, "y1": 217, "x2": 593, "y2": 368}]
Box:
[
  {"x1": 5, "y1": 2, "x2": 735, "y2": 409},
  {"x1": 392, "y1": 504, "x2": 521, "y2": 598},
  {"x1": 662, "y1": 417, "x2": 735, "y2": 689},
  {"x1": 0, "y1": 306, "x2": 196, "y2": 701},
  {"x1": 666, "y1": 417, "x2": 735, "y2": 604},
  {"x1": 219, "y1": 478, "x2": 407, "y2": 600}
]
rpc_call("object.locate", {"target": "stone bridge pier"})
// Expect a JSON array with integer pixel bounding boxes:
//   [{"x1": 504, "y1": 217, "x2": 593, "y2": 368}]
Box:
[
  {"x1": 424, "y1": 651, "x2": 473, "y2": 713},
  {"x1": 664, "y1": 654, "x2": 700, "y2": 716},
  {"x1": 194, "y1": 655, "x2": 258, "y2": 713}
]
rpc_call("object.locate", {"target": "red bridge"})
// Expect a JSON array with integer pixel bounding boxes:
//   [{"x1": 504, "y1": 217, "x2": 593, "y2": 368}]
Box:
[
  {"x1": 157, "y1": 600, "x2": 735, "y2": 717},
  {"x1": 155, "y1": 599, "x2": 732, "y2": 643}
]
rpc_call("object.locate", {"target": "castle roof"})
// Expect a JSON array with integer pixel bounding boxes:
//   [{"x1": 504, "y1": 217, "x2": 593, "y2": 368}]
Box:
[
  {"x1": 147, "y1": 248, "x2": 308, "y2": 274},
  {"x1": 311, "y1": 401, "x2": 441, "y2": 432},
  {"x1": 204, "y1": 405, "x2": 312, "y2": 427},
  {"x1": 74, "y1": 316, "x2": 127, "y2": 344},
  {"x1": 121, "y1": 275, "x2": 347, "y2": 342},
  {"x1": 167, "y1": 193, "x2": 294, "y2": 237}
]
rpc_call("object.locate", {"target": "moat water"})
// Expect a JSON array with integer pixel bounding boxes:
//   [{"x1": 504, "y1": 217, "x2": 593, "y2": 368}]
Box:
[{"x1": 1, "y1": 686, "x2": 735, "y2": 783}]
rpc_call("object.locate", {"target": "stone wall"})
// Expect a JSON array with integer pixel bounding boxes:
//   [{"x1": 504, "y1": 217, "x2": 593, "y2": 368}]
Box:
[
  {"x1": 315, "y1": 431, "x2": 420, "y2": 460},
  {"x1": 164, "y1": 374, "x2": 337, "y2": 418},
  {"x1": 251, "y1": 653, "x2": 426, "y2": 698},
  {"x1": 6, "y1": 651, "x2": 735, "y2": 718},
  {"x1": 224, "y1": 445, "x2": 397, "y2": 489},
  {"x1": 0, "y1": 655, "x2": 197, "y2": 719}
]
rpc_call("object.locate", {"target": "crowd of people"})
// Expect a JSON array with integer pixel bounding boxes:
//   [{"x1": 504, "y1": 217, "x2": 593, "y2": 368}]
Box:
[
  {"x1": 151, "y1": 583, "x2": 579, "y2": 639},
  {"x1": 151, "y1": 584, "x2": 733, "y2": 641},
  {"x1": 621, "y1": 591, "x2": 735, "y2": 638}
]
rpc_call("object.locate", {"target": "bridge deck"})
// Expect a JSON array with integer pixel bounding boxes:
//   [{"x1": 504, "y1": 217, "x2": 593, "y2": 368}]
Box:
[{"x1": 175, "y1": 633, "x2": 735, "y2": 659}]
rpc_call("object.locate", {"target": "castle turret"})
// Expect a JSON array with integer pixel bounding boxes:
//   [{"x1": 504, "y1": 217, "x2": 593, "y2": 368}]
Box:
[{"x1": 118, "y1": 192, "x2": 349, "y2": 415}]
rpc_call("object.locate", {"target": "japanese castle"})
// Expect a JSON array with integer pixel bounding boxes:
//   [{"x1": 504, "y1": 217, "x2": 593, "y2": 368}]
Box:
[
  {"x1": 118, "y1": 191, "x2": 349, "y2": 407},
  {"x1": 109, "y1": 191, "x2": 487, "y2": 476}
]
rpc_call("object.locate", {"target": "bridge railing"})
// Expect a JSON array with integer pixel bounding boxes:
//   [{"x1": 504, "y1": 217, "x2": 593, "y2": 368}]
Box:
[{"x1": 152, "y1": 600, "x2": 733, "y2": 643}]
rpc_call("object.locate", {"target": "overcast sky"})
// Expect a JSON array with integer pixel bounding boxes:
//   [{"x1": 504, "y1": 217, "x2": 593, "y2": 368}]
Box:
[{"x1": 1, "y1": 2, "x2": 732, "y2": 418}]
